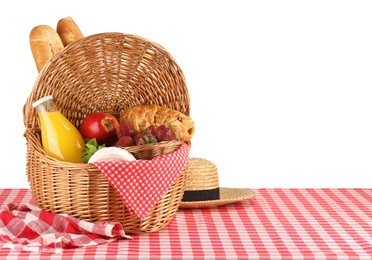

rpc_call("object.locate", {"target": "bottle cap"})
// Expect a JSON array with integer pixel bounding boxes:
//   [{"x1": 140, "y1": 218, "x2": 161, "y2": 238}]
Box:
[{"x1": 32, "y1": 95, "x2": 54, "y2": 108}]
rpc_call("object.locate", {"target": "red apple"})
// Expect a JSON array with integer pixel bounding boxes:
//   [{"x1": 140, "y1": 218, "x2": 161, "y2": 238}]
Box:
[{"x1": 80, "y1": 112, "x2": 119, "y2": 145}]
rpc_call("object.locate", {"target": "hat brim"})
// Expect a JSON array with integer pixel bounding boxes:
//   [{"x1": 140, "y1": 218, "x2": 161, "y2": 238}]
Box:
[{"x1": 179, "y1": 188, "x2": 256, "y2": 209}]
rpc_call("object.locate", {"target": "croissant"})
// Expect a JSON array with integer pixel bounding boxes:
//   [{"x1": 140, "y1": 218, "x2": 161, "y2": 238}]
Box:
[{"x1": 120, "y1": 105, "x2": 195, "y2": 142}]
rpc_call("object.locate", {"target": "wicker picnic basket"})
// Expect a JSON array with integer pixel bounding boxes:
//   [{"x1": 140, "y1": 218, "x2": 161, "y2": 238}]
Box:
[{"x1": 23, "y1": 32, "x2": 190, "y2": 234}]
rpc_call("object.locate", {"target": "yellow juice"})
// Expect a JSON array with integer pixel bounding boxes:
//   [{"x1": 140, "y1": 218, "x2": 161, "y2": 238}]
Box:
[{"x1": 38, "y1": 111, "x2": 85, "y2": 163}]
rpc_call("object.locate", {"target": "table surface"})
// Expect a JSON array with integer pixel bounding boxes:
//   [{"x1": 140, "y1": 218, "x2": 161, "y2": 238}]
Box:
[{"x1": 0, "y1": 188, "x2": 371, "y2": 259}]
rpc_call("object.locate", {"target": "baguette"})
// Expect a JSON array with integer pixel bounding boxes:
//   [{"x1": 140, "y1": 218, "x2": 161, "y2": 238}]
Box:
[
  {"x1": 29, "y1": 25, "x2": 64, "y2": 72},
  {"x1": 57, "y1": 16, "x2": 84, "y2": 46}
]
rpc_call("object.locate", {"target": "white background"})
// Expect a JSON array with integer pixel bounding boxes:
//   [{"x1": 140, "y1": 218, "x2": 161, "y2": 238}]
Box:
[{"x1": 1, "y1": 0, "x2": 372, "y2": 188}]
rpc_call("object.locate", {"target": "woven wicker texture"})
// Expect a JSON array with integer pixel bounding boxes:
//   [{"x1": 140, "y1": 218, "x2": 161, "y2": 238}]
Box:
[
  {"x1": 23, "y1": 32, "x2": 190, "y2": 234},
  {"x1": 184, "y1": 158, "x2": 219, "y2": 191},
  {"x1": 124, "y1": 140, "x2": 182, "y2": 160}
]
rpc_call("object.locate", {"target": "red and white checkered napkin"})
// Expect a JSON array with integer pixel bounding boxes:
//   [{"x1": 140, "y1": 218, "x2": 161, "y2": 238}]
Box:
[
  {"x1": 92, "y1": 143, "x2": 190, "y2": 220},
  {"x1": 0, "y1": 203, "x2": 131, "y2": 254}
]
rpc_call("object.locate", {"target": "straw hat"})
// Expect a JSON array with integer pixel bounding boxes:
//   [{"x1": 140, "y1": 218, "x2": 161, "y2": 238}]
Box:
[{"x1": 179, "y1": 158, "x2": 256, "y2": 209}]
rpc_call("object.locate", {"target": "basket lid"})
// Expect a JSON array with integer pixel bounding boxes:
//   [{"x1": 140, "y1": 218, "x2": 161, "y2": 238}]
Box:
[{"x1": 24, "y1": 32, "x2": 190, "y2": 130}]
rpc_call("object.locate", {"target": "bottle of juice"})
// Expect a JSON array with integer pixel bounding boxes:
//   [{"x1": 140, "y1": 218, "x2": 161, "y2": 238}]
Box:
[{"x1": 32, "y1": 95, "x2": 85, "y2": 163}]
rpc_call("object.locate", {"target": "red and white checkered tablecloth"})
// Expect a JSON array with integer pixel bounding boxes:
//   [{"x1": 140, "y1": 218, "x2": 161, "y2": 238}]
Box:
[{"x1": 0, "y1": 188, "x2": 371, "y2": 259}]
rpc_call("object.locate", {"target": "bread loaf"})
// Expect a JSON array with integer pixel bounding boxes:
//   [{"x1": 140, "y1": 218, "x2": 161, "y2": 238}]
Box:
[
  {"x1": 29, "y1": 25, "x2": 64, "y2": 72},
  {"x1": 120, "y1": 105, "x2": 195, "y2": 142},
  {"x1": 57, "y1": 17, "x2": 84, "y2": 46}
]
